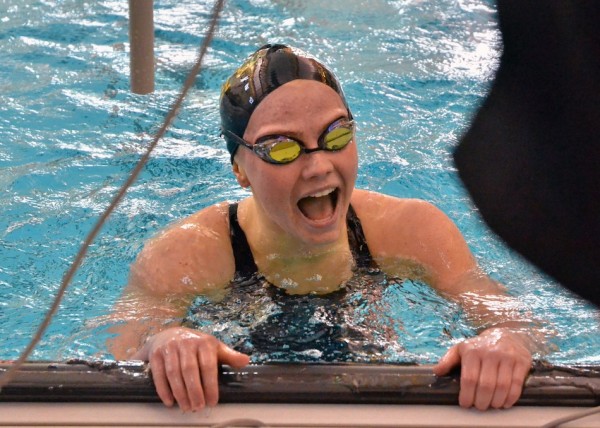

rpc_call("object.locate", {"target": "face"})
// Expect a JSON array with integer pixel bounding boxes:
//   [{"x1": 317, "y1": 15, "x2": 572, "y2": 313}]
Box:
[{"x1": 233, "y1": 80, "x2": 358, "y2": 247}]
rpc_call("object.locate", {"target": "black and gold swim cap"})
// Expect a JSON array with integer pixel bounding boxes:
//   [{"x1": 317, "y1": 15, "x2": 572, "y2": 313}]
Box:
[{"x1": 220, "y1": 44, "x2": 352, "y2": 161}]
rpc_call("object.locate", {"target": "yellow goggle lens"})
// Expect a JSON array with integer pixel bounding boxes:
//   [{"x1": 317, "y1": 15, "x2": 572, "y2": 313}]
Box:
[
  {"x1": 324, "y1": 127, "x2": 353, "y2": 150},
  {"x1": 269, "y1": 139, "x2": 302, "y2": 163}
]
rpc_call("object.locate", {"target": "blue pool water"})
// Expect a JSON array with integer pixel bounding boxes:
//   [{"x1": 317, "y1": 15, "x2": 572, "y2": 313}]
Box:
[{"x1": 1, "y1": 0, "x2": 599, "y2": 364}]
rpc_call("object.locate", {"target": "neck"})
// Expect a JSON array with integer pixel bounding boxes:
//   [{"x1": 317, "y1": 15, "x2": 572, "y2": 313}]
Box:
[
  {"x1": 239, "y1": 198, "x2": 354, "y2": 294},
  {"x1": 260, "y1": 242, "x2": 354, "y2": 295}
]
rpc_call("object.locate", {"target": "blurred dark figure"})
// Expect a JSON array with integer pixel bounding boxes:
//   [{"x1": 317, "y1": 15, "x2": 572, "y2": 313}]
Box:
[{"x1": 454, "y1": 1, "x2": 600, "y2": 305}]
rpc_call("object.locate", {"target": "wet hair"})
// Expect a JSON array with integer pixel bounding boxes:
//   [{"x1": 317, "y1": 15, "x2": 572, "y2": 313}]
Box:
[{"x1": 219, "y1": 43, "x2": 352, "y2": 162}]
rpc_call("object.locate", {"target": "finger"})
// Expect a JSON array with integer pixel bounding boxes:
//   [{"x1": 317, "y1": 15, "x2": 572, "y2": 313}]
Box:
[
  {"x1": 473, "y1": 355, "x2": 500, "y2": 411},
  {"x1": 199, "y1": 344, "x2": 220, "y2": 407},
  {"x1": 149, "y1": 353, "x2": 174, "y2": 407},
  {"x1": 504, "y1": 359, "x2": 531, "y2": 408},
  {"x1": 163, "y1": 347, "x2": 192, "y2": 412},
  {"x1": 458, "y1": 350, "x2": 481, "y2": 409},
  {"x1": 218, "y1": 343, "x2": 251, "y2": 368},
  {"x1": 490, "y1": 358, "x2": 514, "y2": 409},
  {"x1": 179, "y1": 347, "x2": 204, "y2": 411},
  {"x1": 432, "y1": 345, "x2": 460, "y2": 376}
]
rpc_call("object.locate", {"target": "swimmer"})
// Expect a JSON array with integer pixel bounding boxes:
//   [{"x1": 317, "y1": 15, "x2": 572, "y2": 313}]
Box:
[{"x1": 109, "y1": 44, "x2": 543, "y2": 412}]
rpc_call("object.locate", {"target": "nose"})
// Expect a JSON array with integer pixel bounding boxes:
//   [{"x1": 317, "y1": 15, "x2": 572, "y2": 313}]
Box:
[{"x1": 300, "y1": 149, "x2": 334, "y2": 180}]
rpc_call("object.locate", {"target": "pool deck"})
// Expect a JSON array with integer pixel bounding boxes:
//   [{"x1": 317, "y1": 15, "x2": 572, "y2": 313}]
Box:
[{"x1": 2, "y1": 402, "x2": 600, "y2": 427}]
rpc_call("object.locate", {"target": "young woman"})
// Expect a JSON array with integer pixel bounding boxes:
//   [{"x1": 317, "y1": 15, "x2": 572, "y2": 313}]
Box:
[{"x1": 110, "y1": 44, "x2": 540, "y2": 412}]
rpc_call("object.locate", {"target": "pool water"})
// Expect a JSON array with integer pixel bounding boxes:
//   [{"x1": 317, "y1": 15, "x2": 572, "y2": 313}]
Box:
[
  {"x1": 185, "y1": 273, "x2": 478, "y2": 364},
  {"x1": 1, "y1": 0, "x2": 599, "y2": 364}
]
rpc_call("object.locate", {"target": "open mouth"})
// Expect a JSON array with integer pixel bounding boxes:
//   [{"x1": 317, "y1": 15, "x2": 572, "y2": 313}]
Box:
[{"x1": 297, "y1": 188, "x2": 339, "y2": 221}]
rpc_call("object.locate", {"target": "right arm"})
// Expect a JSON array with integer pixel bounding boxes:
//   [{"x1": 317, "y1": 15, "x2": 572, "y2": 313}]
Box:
[{"x1": 107, "y1": 203, "x2": 250, "y2": 411}]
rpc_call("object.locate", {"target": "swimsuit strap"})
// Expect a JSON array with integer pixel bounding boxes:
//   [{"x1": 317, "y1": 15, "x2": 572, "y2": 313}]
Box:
[
  {"x1": 346, "y1": 204, "x2": 377, "y2": 270},
  {"x1": 228, "y1": 203, "x2": 259, "y2": 279},
  {"x1": 229, "y1": 202, "x2": 377, "y2": 280}
]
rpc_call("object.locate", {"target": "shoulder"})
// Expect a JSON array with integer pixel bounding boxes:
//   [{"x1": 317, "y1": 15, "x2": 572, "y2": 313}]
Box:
[
  {"x1": 128, "y1": 202, "x2": 236, "y2": 297},
  {"x1": 351, "y1": 189, "x2": 455, "y2": 246},
  {"x1": 351, "y1": 189, "x2": 445, "y2": 227},
  {"x1": 351, "y1": 189, "x2": 477, "y2": 291}
]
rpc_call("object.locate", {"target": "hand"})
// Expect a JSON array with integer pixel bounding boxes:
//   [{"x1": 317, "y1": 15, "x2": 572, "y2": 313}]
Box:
[
  {"x1": 433, "y1": 328, "x2": 532, "y2": 410},
  {"x1": 135, "y1": 327, "x2": 250, "y2": 412}
]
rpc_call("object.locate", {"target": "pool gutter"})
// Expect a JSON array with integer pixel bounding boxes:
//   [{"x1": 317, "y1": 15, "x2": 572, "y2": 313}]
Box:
[
  {"x1": 1, "y1": 362, "x2": 600, "y2": 427},
  {"x1": 1, "y1": 361, "x2": 599, "y2": 406}
]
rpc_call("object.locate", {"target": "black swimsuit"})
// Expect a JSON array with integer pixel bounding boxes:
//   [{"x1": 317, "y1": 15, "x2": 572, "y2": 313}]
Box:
[
  {"x1": 228, "y1": 202, "x2": 377, "y2": 280},
  {"x1": 185, "y1": 203, "x2": 382, "y2": 362}
]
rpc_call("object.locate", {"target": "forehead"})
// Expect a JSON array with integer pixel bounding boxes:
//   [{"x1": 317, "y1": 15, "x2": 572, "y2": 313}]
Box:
[{"x1": 246, "y1": 80, "x2": 348, "y2": 131}]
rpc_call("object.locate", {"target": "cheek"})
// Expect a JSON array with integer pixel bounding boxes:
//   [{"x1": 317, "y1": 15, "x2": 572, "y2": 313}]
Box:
[
  {"x1": 247, "y1": 165, "x2": 292, "y2": 204},
  {"x1": 341, "y1": 145, "x2": 359, "y2": 182}
]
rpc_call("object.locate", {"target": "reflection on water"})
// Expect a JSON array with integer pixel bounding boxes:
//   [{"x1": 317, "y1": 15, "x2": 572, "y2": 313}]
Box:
[{"x1": 0, "y1": 0, "x2": 599, "y2": 363}]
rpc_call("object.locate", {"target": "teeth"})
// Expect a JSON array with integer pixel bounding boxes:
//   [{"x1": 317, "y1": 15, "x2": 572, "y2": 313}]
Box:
[{"x1": 307, "y1": 188, "x2": 335, "y2": 198}]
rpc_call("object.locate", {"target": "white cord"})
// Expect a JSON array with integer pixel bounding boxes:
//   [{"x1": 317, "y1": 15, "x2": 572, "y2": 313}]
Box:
[{"x1": 539, "y1": 405, "x2": 600, "y2": 428}]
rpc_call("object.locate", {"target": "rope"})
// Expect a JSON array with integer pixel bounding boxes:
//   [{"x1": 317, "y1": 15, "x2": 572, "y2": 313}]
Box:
[
  {"x1": 539, "y1": 405, "x2": 600, "y2": 428},
  {"x1": 0, "y1": 0, "x2": 226, "y2": 390}
]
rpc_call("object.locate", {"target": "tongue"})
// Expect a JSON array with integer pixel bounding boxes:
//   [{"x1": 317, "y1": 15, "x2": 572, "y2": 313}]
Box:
[{"x1": 298, "y1": 194, "x2": 334, "y2": 221}]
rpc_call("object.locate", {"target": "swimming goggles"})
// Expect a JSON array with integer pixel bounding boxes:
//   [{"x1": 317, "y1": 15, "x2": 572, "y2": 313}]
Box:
[{"x1": 223, "y1": 118, "x2": 355, "y2": 164}]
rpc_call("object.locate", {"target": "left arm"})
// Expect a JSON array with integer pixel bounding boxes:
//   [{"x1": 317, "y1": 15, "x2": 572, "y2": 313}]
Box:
[{"x1": 354, "y1": 191, "x2": 546, "y2": 410}]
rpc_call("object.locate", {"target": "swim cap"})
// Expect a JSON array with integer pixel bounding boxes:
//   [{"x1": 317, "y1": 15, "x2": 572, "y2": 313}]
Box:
[{"x1": 220, "y1": 44, "x2": 352, "y2": 161}]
